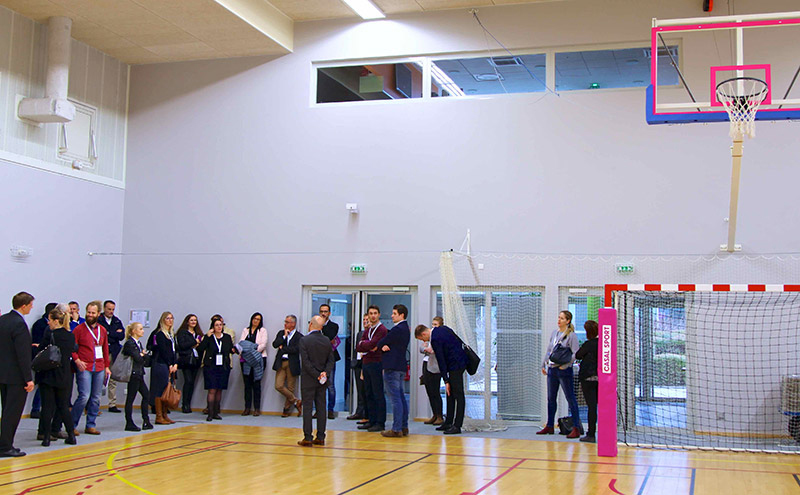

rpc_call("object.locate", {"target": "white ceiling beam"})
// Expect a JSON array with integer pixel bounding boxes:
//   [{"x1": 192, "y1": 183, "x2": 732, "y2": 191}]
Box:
[{"x1": 214, "y1": 0, "x2": 294, "y2": 52}]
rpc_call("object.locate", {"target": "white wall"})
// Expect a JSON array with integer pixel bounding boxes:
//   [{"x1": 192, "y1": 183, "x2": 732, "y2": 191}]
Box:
[
  {"x1": 120, "y1": 0, "x2": 800, "y2": 417},
  {"x1": 0, "y1": 6, "x2": 127, "y2": 412}
]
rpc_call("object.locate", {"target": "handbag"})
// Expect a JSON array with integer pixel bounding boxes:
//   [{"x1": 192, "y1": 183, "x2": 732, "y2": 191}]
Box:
[
  {"x1": 558, "y1": 416, "x2": 574, "y2": 435},
  {"x1": 32, "y1": 333, "x2": 62, "y2": 372},
  {"x1": 160, "y1": 374, "x2": 182, "y2": 409},
  {"x1": 549, "y1": 334, "x2": 573, "y2": 366},
  {"x1": 176, "y1": 351, "x2": 197, "y2": 368},
  {"x1": 142, "y1": 350, "x2": 153, "y2": 368},
  {"x1": 110, "y1": 351, "x2": 133, "y2": 383},
  {"x1": 451, "y1": 330, "x2": 481, "y2": 376}
]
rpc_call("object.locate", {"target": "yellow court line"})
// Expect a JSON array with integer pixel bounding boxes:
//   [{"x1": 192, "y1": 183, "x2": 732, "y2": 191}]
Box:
[
  {"x1": 106, "y1": 451, "x2": 159, "y2": 495},
  {"x1": 0, "y1": 430, "x2": 191, "y2": 471}
]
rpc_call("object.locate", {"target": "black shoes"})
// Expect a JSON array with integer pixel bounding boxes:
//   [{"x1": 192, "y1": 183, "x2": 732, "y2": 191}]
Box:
[
  {"x1": 357, "y1": 423, "x2": 373, "y2": 430},
  {"x1": 108, "y1": 407, "x2": 122, "y2": 413},
  {"x1": 443, "y1": 426, "x2": 462, "y2": 435},
  {"x1": 142, "y1": 420, "x2": 154, "y2": 430},
  {"x1": 328, "y1": 411, "x2": 336, "y2": 420},
  {"x1": 367, "y1": 425, "x2": 383, "y2": 432},
  {"x1": 579, "y1": 435, "x2": 596, "y2": 443},
  {"x1": 125, "y1": 424, "x2": 141, "y2": 432},
  {"x1": 182, "y1": 406, "x2": 192, "y2": 414},
  {"x1": 0, "y1": 448, "x2": 26, "y2": 457},
  {"x1": 435, "y1": 424, "x2": 452, "y2": 431}
]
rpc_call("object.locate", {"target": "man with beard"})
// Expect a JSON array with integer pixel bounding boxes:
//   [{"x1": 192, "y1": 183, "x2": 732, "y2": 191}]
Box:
[{"x1": 71, "y1": 301, "x2": 111, "y2": 435}]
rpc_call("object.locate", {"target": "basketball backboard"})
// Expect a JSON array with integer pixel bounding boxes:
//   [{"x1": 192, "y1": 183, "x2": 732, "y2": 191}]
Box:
[{"x1": 647, "y1": 11, "x2": 800, "y2": 125}]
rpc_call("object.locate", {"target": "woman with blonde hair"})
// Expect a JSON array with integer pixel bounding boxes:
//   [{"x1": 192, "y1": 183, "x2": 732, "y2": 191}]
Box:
[
  {"x1": 36, "y1": 306, "x2": 77, "y2": 447},
  {"x1": 122, "y1": 322, "x2": 154, "y2": 431},
  {"x1": 147, "y1": 312, "x2": 178, "y2": 425},
  {"x1": 537, "y1": 310, "x2": 583, "y2": 439}
]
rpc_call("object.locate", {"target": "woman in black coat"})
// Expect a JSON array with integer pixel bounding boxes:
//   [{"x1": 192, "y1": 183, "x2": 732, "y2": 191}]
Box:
[
  {"x1": 122, "y1": 322, "x2": 154, "y2": 431},
  {"x1": 36, "y1": 307, "x2": 77, "y2": 447},
  {"x1": 148, "y1": 312, "x2": 178, "y2": 425},
  {"x1": 575, "y1": 320, "x2": 599, "y2": 443},
  {"x1": 175, "y1": 314, "x2": 203, "y2": 413},
  {"x1": 196, "y1": 316, "x2": 237, "y2": 422}
]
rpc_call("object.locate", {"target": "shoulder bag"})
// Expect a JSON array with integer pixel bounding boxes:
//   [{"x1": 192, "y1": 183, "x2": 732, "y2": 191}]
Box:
[
  {"x1": 451, "y1": 330, "x2": 481, "y2": 376},
  {"x1": 549, "y1": 334, "x2": 573, "y2": 366},
  {"x1": 110, "y1": 344, "x2": 133, "y2": 382},
  {"x1": 160, "y1": 374, "x2": 182, "y2": 409},
  {"x1": 32, "y1": 332, "x2": 62, "y2": 372}
]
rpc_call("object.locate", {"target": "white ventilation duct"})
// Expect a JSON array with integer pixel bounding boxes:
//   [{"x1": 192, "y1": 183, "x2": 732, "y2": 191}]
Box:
[{"x1": 18, "y1": 16, "x2": 76, "y2": 124}]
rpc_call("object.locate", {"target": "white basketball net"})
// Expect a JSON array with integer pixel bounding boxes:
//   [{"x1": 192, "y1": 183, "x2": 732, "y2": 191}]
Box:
[{"x1": 715, "y1": 77, "x2": 769, "y2": 139}]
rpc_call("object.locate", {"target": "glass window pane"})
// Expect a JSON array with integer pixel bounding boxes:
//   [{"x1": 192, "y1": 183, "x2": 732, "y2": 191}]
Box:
[
  {"x1": 317, "y1": 62, "x2": 424, "y2": 103},
  {"x1": 555, "y1": 46, "x2": 679, "y2": 91},
  {"x1": 431, "y1": 54, "x2": 546, "y2": 97}
]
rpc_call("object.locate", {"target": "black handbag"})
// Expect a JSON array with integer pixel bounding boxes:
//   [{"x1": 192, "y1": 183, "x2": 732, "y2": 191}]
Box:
[
  {"x1": 451, "y1": 330, "x2": 481, "y2": 376},
  {"x1": 32, "y1": 333, "x2": 62, "y2": 372},
  {"x1": 549, "y1": 342, "x2": 573, "y2": 365},
  {"x1": 558, "y1": 416, "x2": 574, "y2": 435},
  {"x1": 142, "y1": 350, "x2": 153, "y2": 368}
]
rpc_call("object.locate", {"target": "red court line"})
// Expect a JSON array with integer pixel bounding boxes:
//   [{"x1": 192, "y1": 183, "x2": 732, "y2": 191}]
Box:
[
  {"x1": 184, "y1": 437, "x2": 800, "y2": 476},
  {"x1": 460, "y1": 459, "x2": 526, "y2": 495},
  {"x1": 609, "y1": 479, "x2": 627, "y2": 495},
  {"x1": 16, "y1": 441, "x2": 234, "y2": 495},
  {"x1": 0, "y1": 437, "x2": 184, "y2": 476}
]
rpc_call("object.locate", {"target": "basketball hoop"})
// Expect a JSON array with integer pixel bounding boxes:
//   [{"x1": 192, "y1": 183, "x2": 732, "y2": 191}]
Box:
[{"x1": 715, "y1": 76, "x2": 769, "y2": 139}]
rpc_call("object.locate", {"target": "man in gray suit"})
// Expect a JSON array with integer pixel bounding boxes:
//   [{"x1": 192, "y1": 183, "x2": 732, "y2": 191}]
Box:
[
  {"x1": 0, "y1": 292, "x2": 36, "y2": 457},
  {"x1": 298, "y1": 316, "x2": 334, "y2": 447}
]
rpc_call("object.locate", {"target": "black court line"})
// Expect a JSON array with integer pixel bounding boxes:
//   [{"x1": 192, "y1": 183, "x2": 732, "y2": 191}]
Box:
[
  {"x1": 0, "y1": 441, "x2": 208, "y2": 487},
  {"x1": 793, "y1": 473, "x2": 800, "y2": 488},
  {"x1": 690, "y1": 468, "x2": 696, "y2": 495},
  {"x1": 214, "y1": 447, "x2": 414, "y2": 463},
  {"x1": 336, "y1": 454, "x2": 432, "y2": 495},
  {"x1": 636, "y1": 466, "x2": 653, "y2": 495}
]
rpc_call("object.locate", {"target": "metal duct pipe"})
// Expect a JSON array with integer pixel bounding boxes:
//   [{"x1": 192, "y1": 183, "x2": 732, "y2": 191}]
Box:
[{"x1": 45, "y1": 16, "x2": 72, "y2": 100}]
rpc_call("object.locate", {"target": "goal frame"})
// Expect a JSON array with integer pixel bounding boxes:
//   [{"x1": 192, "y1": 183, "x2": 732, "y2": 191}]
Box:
[{"x1": 599, "y1": 283, "x2": 800, "y2": 457}]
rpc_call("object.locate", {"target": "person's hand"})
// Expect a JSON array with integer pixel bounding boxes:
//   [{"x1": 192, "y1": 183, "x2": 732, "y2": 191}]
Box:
[
  {"x1": 381, "y1": 345, "x2": 390, "y2": 352},
  {"x1": 24, "y1": 381, "x2": 34, "y2": 393},
  {"x1": 169, "y1": 364, "x2": 178, "y2": 373},
  {"x1": 75, "y1": 359, "x2": 87, "y2": 372},
  {"x1": 370, "y1": 346, "x2": 377, "y2": 352},
  {"x1": 105, "y1": 367, "x2": 112, "y2": 378},
  {"x1": 319, "y1": 371, "x2": 327, "y2": 380},
  {"x1": 360, "y1": 371, "x2": 364, "y2": 380},
  {"x1": 206, "y1": 330, "x2": 213, "y2": 337},
  {"x1": 445, "y1": 382, "x2": 451, "y2": 397},
  {"x1": 32, "y1": 343, "x2": 39, "y2": 348},
  {"x1": 541, "y1": 368, "x2": 547, "y2": 375}
]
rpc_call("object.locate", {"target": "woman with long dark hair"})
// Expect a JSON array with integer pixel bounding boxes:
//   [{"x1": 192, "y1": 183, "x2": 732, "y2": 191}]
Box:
[
  {"x1": 196, "y1": 316, "x2": 236, "y2": 421},
  {"x1": 176, "y1": 314, "x2": 203, "y2": 413},
  {"x1": 239, "y1": 312, "x2": 267, "y2": 416},
  {"x1": 36, "y1": 306, "x2": 77, "y2": 447},
  {"x1": 576, "y1": 320, "x2": 599, "y2": 443},
  {"x1": 148, "y1": 312, "x2": 178, "y2": 425},
  {"x1": 537, "y1": 310, "x2": 583, "y2": 439}
]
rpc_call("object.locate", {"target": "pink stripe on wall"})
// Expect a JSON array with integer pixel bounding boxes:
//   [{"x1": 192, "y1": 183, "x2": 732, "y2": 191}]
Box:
[{"x1": 598, "y1": 307, "x2": 618, "y2": 457}]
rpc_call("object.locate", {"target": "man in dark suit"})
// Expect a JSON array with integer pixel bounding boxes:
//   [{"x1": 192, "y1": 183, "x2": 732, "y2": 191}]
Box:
[
  {"x1": 298, "y1": 316, "x2": 334, "y2": 447},
  {"x1": 319, "y1": 304, "x2": 340, "y2": 420},
  {"x1": 415, "y1": 323, "x2": 469, "y2": 435},
  {"x1": 0, "y1": 292, "x2": 36, "y2": 457},
  {"x1": 377, "y1": 304, "x2": 411, "y2": 438},
  {"x1": 273, "y1": 314, "x2": 303, "y2": 417},
  {"x1": 102, "y1": 300, "x2": 125, "y2": 413}
]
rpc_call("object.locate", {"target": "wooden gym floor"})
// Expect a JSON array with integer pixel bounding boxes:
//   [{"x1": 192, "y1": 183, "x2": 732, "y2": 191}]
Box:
[{"x1": 1, "y1": 424, "x2": 799, "y2": 495}]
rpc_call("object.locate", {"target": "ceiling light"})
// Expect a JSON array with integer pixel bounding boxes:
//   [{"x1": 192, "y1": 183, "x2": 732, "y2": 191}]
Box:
[
  {"x1": 474, "y1": 73, "x2": 502, "y2": 81},
  {"x1": 341, "y1": 0, "x2": 385, "y2": 19}
]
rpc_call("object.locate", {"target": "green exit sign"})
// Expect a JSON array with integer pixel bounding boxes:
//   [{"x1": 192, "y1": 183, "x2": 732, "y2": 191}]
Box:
[
  {"x1": 350, "y1": 264, "x2": 367, "y2": 274},
  {"x1": 616, "y1": 263, "x2": 635, "y2": 274}
]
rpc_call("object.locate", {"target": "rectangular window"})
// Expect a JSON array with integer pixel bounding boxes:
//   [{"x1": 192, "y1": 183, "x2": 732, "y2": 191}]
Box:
[
  {"x1": 555, "y1": 45, "x2": 679, "y2": 91},
  {"x1": 316, "y1": 62, "x2": 424, "y2": 103},
  {"x1": 58, "y1": 99, "x2": 97, "y2": 168},
  {"x1": 431, "y1": 54, "x2": 547, "y2": 97}
]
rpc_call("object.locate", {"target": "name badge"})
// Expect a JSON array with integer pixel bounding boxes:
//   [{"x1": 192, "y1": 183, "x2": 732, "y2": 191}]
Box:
[
  {"x1": 216, "y1": 354, "x2": 223, "y2": 366},
  {"x1": 95, "y1": 345, "x2": 103, "y2": 360}
]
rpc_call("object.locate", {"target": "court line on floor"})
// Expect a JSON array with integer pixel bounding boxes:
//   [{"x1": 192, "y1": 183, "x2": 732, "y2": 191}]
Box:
[
  {"x1": 793, "y1": 473, "x2": 800, "y2": 487},
  {"x1": 336, "y1": 454, "x2": 431, "y2": 495},
  {"x1": 608, "y1": 479, "x2": 627, "y2": 495},
  {"x1": 15, "y1": 441, "x2": 232, "y2": 495},
  {"x1": 1, "y1": 441, "x2": 208, "y2": 488},
  {"x1": 179, "y1": 436, "x2": 800, "y2": 476},
  {"x1": 636, "y1": 466, "x2": 653, "y2": 495},
  {"x1": 690, "y1": 468, "x2": 696, "y2": 495},
  {"x1": 461, "y1": 458, "x2": 526, "y2": 495}
]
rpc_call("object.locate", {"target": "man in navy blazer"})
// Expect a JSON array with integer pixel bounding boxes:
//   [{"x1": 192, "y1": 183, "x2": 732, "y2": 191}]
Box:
[
  {"x1": 377, "y1": 304, "x2": 410, "y2": 437},
  {"x1": 415, "y1": 323, "x2": 468, "y2": 435},
  {"x1": 0, "y1": 292, "x2": 36, "y2": 457}
]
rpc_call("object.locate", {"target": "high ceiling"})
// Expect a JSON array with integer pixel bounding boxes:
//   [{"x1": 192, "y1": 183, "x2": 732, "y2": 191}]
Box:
[{"x1": 0, "y1": 0, "x2": 564, "y2": 64}]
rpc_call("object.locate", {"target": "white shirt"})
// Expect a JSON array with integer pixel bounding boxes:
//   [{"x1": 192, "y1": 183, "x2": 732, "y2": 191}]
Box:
[{"x1": 282, "y1": 329, "x2": 296, "y2": 359}]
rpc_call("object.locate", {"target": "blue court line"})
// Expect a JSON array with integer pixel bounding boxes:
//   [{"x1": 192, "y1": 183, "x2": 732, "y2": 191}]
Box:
[
  {"x1": 690, "y1": 468, "x2": 696, "y2": 495},
  {"x1": 637, "y1": 466, "x2": 653, "y2": 495}
]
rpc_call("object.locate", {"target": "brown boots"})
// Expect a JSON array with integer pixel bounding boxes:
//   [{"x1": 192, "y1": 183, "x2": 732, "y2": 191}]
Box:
[
  {"x1": 424, "y1": 415, "x2": 444, "y2": 425},
  {"x1": 154, "y1": 398, "x2": 175, "y2": 425}
]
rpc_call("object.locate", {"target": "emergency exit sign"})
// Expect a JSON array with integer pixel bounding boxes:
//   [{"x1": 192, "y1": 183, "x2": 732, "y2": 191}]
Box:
[
  {"x1": 616, "y1": 263, "x2": 634, "y2": 274},
  {"x1": 350, "y1": 264, "x2": 367, "y2": 274}
]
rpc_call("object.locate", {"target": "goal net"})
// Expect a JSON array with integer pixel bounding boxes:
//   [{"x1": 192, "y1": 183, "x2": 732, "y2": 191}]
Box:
[{"x1": 612, "y1": 286, "x2": 800, "y2": 453}]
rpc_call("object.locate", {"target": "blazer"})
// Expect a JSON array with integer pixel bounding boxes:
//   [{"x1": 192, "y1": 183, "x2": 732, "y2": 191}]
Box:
[
  {"x1": 299, "y1": 330, "x2": 334, "y2": 386},
  {"x1": 102, "y1": 315, "x2": 126, "y2": 359},
  {"x1": 272, "y1": 329, "x2": 302, "y2": 376},
  {"x1": 175, "y1": 328, "x2": 202, "y2": 369},
  {"x1": 430, "y1": 325, "x2": 469, "y2": 382},
  {"x1": 122, "y1": 337, "x2": 147, "y2": 377},
  {"x1": 377, "y1": 320, "x2": 410, "y2": 372},
  {"x1": 239, "y1": 327, "x2": 268, "y2": 357},
  {"x1": 575, "y1": 337, "x2": 598, "y2": 381},
  {"x1": 152, "y1": 330, "x2": 177, "y2": 366},
  {"x1": 0, "y1": 310, "x2": 33, "y2": 385},
  {"x1": 35, "y1": 327, "x2": 76, "y2": 389},
  {"x1": 196, "y1": 333, "x2": 236, "y2": 369},
  {"x1": 321, "y1": 320, "x2": 341, "y2": 362}
]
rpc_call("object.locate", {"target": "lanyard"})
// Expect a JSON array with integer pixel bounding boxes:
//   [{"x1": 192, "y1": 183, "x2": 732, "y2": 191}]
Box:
[
  {"x1": 87, "y1": 324, "x2": 101, "y2": 344},
  {"x1": 368, "y1": 325, "x2": 377, "y2": 340},
  {"x1": 214, "y1": 336, "x2": 222, "y2": 353}
]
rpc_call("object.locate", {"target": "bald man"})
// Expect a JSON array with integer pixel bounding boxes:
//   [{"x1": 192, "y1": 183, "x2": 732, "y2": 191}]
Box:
[{"x1": 298, "y1": 316, "x2": 334, "y2": 447}]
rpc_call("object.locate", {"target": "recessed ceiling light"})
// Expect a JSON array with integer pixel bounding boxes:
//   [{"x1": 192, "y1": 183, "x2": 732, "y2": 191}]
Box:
[
  {"x1": 626, "y1": 59, "x2": 639, "y2": 65},
  {"x1": 467, "y1": 89, "x2": 478, "y2": 93},
  {"x1": 474, "y1": 73, "x2": 502, "y2": 81},
  {"x1": 534, "y1": 64, "x2": 546, "y2": 69},
  {"x1": 341, "y1": 0, "x2": 385, "y2": 19},
  {"x1": 448, "y1": 69, "x2": 461, "y2": 73},
  {"x1": 633, "y1": 79, "x2": 644, "y2": 84}
]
